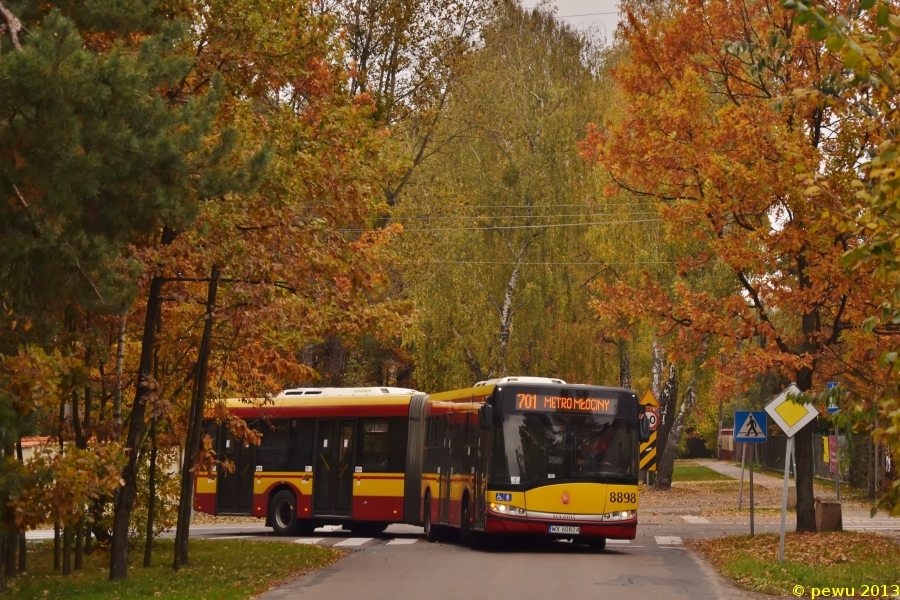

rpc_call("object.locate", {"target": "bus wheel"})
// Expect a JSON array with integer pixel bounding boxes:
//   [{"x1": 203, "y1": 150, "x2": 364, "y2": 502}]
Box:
[
  {"x1": 270, "y1": 490, "x2": 298, "y2": 536},
  {"x1": 423, "y1": 494, "x2": 439, "y2": 543}
]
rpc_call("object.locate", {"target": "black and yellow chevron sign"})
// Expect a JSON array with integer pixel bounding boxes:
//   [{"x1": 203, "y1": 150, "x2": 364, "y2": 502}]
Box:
[
  {"x1": 640, "y1": 390, "x2": 659, "y2": 472},
  {"x1": 640, "y1": 431, "x2": 657, "y2": 471}
]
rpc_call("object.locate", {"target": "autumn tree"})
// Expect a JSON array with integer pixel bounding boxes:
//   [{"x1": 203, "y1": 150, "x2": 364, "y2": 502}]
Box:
[
  {"x1": 398, "y1": 2, "x2": 627, "y2": 390},
  {"x1": 0, "y1": 0, "x2": 242, "y2": 582},
  {"x1": 95, "y1": 0, "x2": 413, "y2": 576},
  {"x1": 781, "y1": 0, "x2": 900, "y2": 511},
  {"x1": 580, "y1": 0, "x2": 889, "y2": 529}
]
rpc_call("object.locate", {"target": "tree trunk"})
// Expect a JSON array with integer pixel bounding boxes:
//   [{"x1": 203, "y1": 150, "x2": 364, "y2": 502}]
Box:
[
  {"x1": 74, "y1": 518, "x2": 84, "y2": 570},
  {"x1": 62, "y1": 527, "x2": 71, "y2": 575},
  {"x1": 4, "y1": 523, "x2": 15, "y2": 578},
  {"x1": 113, "y1": 315, "x2": 127, "y2": 441},
  {"x1": 144, "y1": 416, "x2": 158, "y2": 568},
  {"x1": 656, "y1": 384, "x2": 696, "y2": 490},
  {"x1": 55, "y1": 392, "x2": 64, "y2": 571},
  {"x1": 83, "y1": 372, "x2": 93, "y2": 557},
  {"x1": 868, "y1": 435, "x2": 876, "y2": 499},
  {"x1": 795, "y1": 360, "x2": 817, "y2": 533},
  {"x1": 617, "y1": 339, "x2": 631, "y2": 389},
  {"x1": 72, "y1": 389, "x2": 83, "y2": 449},
  {"x1": 174, "y1": 266, "x2": 219, "y2": 570},
  {"x1": 53, "y1": 523, "x2": 60, "y2": 571},
  {"x1": 656, "y1": 363, "x2": 678, "y2": 454},
  {"x1": 656, "y1": 340, "x2": 708, "y2": 490},
  {"x1": 651, "y1": 340, "x2": 664, "y2": 399},
  {"x1": 109, "y1": 272, "x2": 167, "y2": 581},
  {"x1": 322, "y1": 334, "x2": 346, "y2": 387},
  {"x1": 16, "y1": 440, "x2": 25, "y2": 574},
  {"x1": 497, "y1": 248, "x2": 525, "y2": 376}
]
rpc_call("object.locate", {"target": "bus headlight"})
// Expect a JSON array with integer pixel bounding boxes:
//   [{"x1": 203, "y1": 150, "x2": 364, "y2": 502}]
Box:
[
  {"x1": 603, "y1": 510, "x2": 636, "y2": 521},
  {"x1": 489, "y1": 503, "x2": 526, "y2": 516}
]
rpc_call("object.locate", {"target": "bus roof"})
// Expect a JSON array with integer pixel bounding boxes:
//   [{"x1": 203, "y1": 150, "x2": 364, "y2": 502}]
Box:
[{"x1": 217, "y1": 387, "x2": 423, "y2": 419}]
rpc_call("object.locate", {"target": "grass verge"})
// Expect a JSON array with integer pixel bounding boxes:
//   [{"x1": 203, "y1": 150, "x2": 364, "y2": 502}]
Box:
[
  {"x1": 672, "y1": 465, "x2": 732, "y2": 482},
  {"x1": 3, "y1": 538, "x2": 343, "y2": 600},
  {"x1": 693, "y1": 531, "x2": 900, "y2": 597}
]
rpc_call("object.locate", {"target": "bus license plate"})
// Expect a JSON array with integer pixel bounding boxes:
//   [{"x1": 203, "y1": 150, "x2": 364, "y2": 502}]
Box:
[{"x1": 548, "y1": 525, "x2": 580, "y2": 535}]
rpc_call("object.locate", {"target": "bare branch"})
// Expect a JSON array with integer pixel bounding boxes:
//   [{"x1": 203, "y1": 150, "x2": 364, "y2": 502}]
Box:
[{"x1": 0, "y1": 1, "x2": 24, "y2": 51}]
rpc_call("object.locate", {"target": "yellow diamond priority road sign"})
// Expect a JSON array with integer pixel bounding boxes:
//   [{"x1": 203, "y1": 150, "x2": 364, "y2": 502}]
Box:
[{"x1": 764, "y1": 383, "x2": 819, "y2": 438}]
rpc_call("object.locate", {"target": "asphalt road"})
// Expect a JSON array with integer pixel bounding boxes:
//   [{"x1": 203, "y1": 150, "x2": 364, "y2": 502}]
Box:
[
  {"x1": 170, "y1": 520, "x2": 784, "y2": 600},
  {"x1": 24, "y1": 516, "x2": 899, "y2": 599}
]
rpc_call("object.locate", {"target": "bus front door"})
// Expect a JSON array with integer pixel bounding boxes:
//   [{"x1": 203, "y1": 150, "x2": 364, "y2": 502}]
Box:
[
  {"x1": 313, "y1": 419, "x2": 356, "y2": 516},
  {"x1": 440, "y1": 426, "x2": 452, "y2": 525},
  {"x1": 216, "y1": 425, "x2": 254, "y2": 515}
]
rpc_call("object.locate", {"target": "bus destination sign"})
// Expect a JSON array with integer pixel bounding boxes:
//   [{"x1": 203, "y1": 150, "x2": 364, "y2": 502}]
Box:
[{"x1": 514, "y1": 393, "x2": 618, "y2": 414}]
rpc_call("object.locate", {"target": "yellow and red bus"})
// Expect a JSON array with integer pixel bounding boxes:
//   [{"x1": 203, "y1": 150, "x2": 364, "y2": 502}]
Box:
[
  {"x1": 194, "y1": 387, "x2": 422, "y2": 535},
  {"x1": 195, "y1": 377, "x2": 648, "y2": 547},
  {"x1": 407, "y1": 377, "x2": 650, "y2": 549}
]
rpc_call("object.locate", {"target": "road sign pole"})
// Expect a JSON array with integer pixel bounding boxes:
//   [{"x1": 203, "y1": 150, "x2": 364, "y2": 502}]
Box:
[
  {"x1": 835, "y1": 422, "x2": 840, "y2": 501},
  {"x1": 778, "y1": 436, "x2": 794, "y2": 564},
  {"x1": 750, "y1": 444, "x2": 755, "y2": 537},
  {"x1": 738, "y1": 445, "x2": 746, "y2": 510}
]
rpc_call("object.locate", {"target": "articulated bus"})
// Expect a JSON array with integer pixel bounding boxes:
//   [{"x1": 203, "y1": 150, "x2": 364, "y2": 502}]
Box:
[
  {"x1": 407, "y1": 377, "x2": 650, "y2": 549},
  {"x1": 195, "y1": 387, "x2": 421, "y2": 535},
  {"x1": 195, "y1": 377, "x2": 649, "y2": 548}
]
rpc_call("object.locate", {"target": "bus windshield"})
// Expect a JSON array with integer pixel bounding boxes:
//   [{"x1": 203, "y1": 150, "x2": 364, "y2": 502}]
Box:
[{"x1": 491, "y1": 412, "x2": 638, "y2": 486}]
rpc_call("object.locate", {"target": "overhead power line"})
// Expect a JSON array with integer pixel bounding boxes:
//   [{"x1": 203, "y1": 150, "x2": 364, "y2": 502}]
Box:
[
  {"x1": 395, "y1": 212, "x2": 659, "y2": 221},
  {"x1": 341, "y1": 217, "x2": 661, "y2": 233},
  {"x1": 556, "y1": 11, "x2": 619, "y2": 17},
  {"x1": 421, "y1": 260, "x2": 673, "y2": 266}
]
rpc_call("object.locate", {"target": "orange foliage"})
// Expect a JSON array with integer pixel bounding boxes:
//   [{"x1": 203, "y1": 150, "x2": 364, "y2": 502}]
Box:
[{"x1": 581, "y1": 0, "x2": 890, "y2": 402}]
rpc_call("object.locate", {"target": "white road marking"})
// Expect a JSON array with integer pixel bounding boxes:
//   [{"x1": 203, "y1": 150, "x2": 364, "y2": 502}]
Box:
[
  {"x1": 681, "y1": 516, "x2": 710, "y2": 524},
  {"x1": 386, "y1": 538, "x2": 419, "y2": 545},
  {"x1": 318, "y1": 525, "x2": 343, "y2": 532},
  {"x1": 606, "y1": 539, "x2": 631, "y2": 545},
  {"x1": 293, "y1": 538, "x2": 324, "y2": 545},
  {"x1": 655, "y1": 536, "x2": 684, "y2": 546},
  {"x1": 334, "y1": 537, "x2": 373, "y2": 547}
]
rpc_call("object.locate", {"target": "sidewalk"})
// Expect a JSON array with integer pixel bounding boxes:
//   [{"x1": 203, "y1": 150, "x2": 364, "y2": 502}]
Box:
[
  {"x1": 697, "y1": 460, "x2": 784, "y2": 490},
  {"x1": 697, "y1": 460, "x2": 900, "y2": 523}
]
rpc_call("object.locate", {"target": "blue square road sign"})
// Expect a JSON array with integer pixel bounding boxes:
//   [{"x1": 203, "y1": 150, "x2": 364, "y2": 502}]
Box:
[{"x1": 734, "y1": 411, "x2": 767, "y2": 443}]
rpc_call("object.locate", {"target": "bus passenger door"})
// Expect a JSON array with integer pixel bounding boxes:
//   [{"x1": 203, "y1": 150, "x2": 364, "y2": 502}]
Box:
[
  {"x1": 335, "y1": 420, "x2": 355, "y2": 514},
  {"x1": 313, "y1": 419, "x2": 356, "y2": 516},
  {"x1": 440, "y1": 417, "x2": 452, "y2": 524},
  {"x1": 217, "y1": 425, "x2": 255, "y2": 515},
  {"x1": 474, "y1": 424, "x2": 490, "y2": 529}
]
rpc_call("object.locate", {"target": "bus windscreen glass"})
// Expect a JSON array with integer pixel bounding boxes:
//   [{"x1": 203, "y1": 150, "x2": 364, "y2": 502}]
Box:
[{"x1": 492, "y1": 387, "x2": 637, "y2": 486}]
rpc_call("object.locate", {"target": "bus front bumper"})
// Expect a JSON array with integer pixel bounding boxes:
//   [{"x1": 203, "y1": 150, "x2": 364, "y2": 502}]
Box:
[{"x1": 483, "y1": 513, "x2": 637, "y2": 539}]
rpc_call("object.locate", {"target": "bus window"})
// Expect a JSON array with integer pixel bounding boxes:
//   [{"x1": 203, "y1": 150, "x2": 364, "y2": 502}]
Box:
[
  {"x1": 287, "y1": 419, "x2": 315, "y2": 472},
  {"x1": 358, "y1": 418, "x2": 391, "y2": 472},
  {"x1": 387, "y1": 417, "x2": 408, "y2": 472},
  {"x1": 257, "y1": 419, "x2": 290, "y2": 471}
]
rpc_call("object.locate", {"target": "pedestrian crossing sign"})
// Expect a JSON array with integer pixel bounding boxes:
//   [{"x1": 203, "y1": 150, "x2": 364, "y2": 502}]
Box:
[{"x1": 733, "y1": 411, "x2": 767, "y2": 443}]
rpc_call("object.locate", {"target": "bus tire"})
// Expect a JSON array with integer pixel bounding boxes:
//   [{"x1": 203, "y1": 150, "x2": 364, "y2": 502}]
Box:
[
  {"x1": 270, "y1": 490, "x2": 299, "y2": 536},
  {"x1": 424, "y1": 493, "x2": 439, "y2": 543}
]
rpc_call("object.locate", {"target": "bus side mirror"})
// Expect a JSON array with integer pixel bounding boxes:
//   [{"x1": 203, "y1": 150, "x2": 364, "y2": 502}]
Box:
[
  {"x1": 638, "y1": 407, "x2": 651, "y2": 443},
  {"x1": 479, "y1": 404, "x2": 493, "y2": 431}
]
